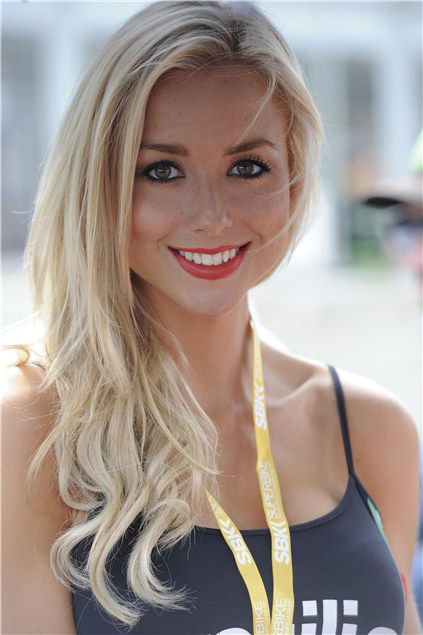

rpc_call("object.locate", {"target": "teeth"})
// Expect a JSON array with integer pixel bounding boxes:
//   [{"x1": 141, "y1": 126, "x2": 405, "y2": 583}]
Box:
[
  {"x1": 201, "y1": 253, "x2": 213, "y2": 265},
  {"x1": 178, "y1": 247, "x2": 240, "y2": 265}
]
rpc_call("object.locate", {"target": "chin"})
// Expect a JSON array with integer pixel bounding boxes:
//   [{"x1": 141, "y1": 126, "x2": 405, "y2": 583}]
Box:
[
  {"x1": 177, "y1": 291, "x2": 247, "y2": 320},
  {"x1": 132, "y1": 274, "x2": 248, "y2": 319}
]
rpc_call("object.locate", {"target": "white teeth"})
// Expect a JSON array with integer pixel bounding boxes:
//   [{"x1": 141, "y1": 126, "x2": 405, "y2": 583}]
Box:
[
  {"x1": 178, "y1": 247, "x2": 240, "y2": 265},
  {"x1": 201, "y1": 253, "x2": 213, "y2": 265}
]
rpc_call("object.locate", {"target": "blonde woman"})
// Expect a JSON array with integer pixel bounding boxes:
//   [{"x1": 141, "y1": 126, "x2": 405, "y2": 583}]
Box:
[{"x1": 2, "y1": 1, "x2": 421, "y2": 634}]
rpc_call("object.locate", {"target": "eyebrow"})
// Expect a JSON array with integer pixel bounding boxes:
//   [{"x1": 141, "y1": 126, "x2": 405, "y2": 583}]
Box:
[{"x1": 139, "y1": 136, "x2": 277, "y2": 156}]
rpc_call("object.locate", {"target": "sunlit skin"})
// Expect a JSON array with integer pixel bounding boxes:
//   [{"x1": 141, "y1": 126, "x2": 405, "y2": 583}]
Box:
[{"x1": 130, "y1": 64, "x2": 291, "y2": 419}]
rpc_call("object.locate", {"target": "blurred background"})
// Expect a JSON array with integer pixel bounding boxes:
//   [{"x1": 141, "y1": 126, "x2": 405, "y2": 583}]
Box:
[{"x1": 2, "y1": 0, "x2": 422, "y2": 617}]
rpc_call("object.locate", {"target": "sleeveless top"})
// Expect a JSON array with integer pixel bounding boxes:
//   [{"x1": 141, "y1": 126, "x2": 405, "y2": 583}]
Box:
[{"x1": 29, "y1": 360, "x2": 406, "y2": 634}]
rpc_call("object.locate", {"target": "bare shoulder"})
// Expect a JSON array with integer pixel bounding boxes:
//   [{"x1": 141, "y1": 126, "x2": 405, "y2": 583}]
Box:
[
  {"x1": 263, "y1": 336, "x2": 419, "y2": 470},
  {"x1": 263, "y1": 337, "x2": 420, "y2": 487},
  {"x1": 2, "y1": 360, "x2": 70, "y2": 526},
  {"x1": 2, "y1": 360, "x2": 57, "y2": 421},
  {"x1": 331, "y1": 365, "x2": 420, "y2": 486},
  {"x1": 334, "y1": 369, "x2": 422, "y2": 629},
  {"x1": 2, "y1": 362, "x2": 76, "y2": 634}
]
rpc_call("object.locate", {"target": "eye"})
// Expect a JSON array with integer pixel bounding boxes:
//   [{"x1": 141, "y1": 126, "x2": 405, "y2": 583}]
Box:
[
  {"x1": 135, "y1": 153, "x2": 272, "y2": 184},
  {"x1": 136, "y1": 160, "x2": 183, "y2": 184},
  {"x1": 228, "y1": 154, "x2": 271, "y2": 180}
]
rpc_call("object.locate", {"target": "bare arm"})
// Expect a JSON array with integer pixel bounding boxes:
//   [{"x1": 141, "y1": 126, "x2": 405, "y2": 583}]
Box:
[{"x1": 1, "y1": 363, "x2": 76, "y2": 635}]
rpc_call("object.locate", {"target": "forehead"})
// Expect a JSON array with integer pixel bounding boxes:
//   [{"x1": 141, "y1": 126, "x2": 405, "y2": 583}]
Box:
[{"x1": 143, "y1": 65, "x2": 286, "y2": 142}]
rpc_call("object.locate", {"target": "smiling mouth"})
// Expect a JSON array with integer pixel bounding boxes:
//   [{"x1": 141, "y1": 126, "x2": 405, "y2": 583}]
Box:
[
  {"x1": 168, "y1": 241, "x2": 252, "y2": 279},
  {"x1": 168, "y1": 242, "x2": 251, "y2": 262},
  {"x1": 168, "y1": 242, "x2": 250, "y2": 254}
]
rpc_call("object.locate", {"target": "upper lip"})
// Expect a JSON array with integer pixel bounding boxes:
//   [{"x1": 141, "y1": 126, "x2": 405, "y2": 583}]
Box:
[{"x1": 168, "y1": 242, "x2": 250, "y2": 254}]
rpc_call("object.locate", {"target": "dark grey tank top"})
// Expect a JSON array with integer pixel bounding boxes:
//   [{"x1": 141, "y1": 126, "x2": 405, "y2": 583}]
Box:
[{"x1": 29, "y1": 360, "x2": 406, "y2": 634}]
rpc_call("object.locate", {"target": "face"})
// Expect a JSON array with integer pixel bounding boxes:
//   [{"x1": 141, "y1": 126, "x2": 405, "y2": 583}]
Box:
[{"x1": 130, "y1": 64, "x2": 291, "y2": 319}]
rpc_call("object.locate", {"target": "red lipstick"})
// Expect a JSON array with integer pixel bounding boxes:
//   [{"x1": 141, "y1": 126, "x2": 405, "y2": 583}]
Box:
[
  {"x1": 168, "y1": 242, "x2": 251, "y2": 280},
  {"x1": 168, "y1": 244, "x2": 244, "y2": 254}
]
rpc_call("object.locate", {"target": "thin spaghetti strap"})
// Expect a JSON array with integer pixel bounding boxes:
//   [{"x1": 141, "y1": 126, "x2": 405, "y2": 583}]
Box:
[
  {"x1": 327, "y1": 364, "x2": 355, "y2": 477},
  {"x1": 326, "y1": 366, "x2": 395, "y2": 539}
]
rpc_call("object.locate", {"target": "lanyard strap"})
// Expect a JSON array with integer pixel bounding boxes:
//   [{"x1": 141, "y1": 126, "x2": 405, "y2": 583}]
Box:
[{"x1": 205, "y1": 318, "x2": 294, "y2": 635}]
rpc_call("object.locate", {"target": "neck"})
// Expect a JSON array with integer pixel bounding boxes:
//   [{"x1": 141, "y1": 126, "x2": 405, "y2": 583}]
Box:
[{"x1": 146, "y1": 292, "x2": 253, "y2": 419}]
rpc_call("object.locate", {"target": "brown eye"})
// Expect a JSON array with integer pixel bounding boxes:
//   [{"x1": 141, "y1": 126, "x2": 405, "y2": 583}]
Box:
[
  {"x1": 228, "y1": 154, "x2": 272, "y2": 180},
  {"x1": 136, "y1": 154, "x2": 272, "y2": 184},
  {"x1": 137, "y1": 160, "x2": 183, "y2": 184},
  {"x1": 154, "y1": 165, "x2": 172, "y2": 179},
  {"x1": 235, "y1": 161, "x2": 257, "y2": 177}
]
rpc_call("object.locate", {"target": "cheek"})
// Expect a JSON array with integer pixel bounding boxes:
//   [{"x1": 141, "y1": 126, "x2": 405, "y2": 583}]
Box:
[
  {"x1": 245, "y1": 188, "x2": 290, "y2": 236},
  {"x1": 131, "y1": 195, "x2": 181, "y2": 241},
  {"x1": 249, "y1": 189, "x2": 291, "y2": 272}
]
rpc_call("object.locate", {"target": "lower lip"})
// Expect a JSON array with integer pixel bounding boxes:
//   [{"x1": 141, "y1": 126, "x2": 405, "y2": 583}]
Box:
[{"x1": 168, "y1": 243, "x2": 251, "y2": 280}]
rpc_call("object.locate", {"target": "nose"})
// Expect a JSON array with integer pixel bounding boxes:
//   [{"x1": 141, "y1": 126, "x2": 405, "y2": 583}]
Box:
[{"x1": 189, "y1": 186, "x2": 233, "y2": 236}]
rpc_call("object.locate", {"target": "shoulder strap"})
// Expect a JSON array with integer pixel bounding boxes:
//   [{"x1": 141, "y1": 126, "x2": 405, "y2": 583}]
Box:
[
  {"x1": 326, "y1": 366, "x2": 398, "y2": 542},
  {"x1": 326, "y1": 364, "x2": 355, "y2": 476}
]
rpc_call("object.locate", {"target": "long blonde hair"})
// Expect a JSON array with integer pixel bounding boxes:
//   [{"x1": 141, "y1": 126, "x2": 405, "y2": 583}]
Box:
[{"x1": 3, "y1": 0, "x2": 322, "y2": 627}]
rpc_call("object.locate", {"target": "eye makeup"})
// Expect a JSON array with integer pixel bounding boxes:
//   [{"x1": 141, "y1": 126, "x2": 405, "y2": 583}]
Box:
[{"x1": 135, "y1": 154, "x2": 272, "y2": 184}]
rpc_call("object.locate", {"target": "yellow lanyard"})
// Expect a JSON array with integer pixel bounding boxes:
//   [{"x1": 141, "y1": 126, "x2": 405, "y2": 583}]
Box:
[{"x1": 205, "y1": 317, "x2": 295, "y2": 635}]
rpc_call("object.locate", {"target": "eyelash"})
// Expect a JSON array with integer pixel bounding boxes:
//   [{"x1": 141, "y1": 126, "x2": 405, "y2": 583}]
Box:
[{"x1": 136, "y1": 154, "x2": 272, "y2": 184}]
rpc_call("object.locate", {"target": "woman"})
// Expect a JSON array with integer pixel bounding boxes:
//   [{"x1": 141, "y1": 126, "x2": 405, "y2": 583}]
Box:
[{"x1": 2, "y1": 1, "x2": 421, "y2": 634}]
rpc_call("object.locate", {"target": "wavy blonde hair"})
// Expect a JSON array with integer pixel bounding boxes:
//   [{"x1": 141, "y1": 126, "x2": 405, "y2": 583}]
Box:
[{"x1": 3, "y1": 0, "x2": 322, "y2": 627}]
